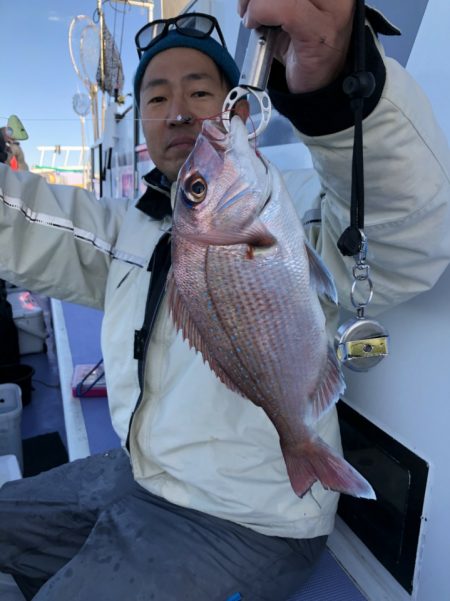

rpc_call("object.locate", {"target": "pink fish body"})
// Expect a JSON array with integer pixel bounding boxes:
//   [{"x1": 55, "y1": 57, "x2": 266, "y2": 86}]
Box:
[{"x1": 168, "y1": 117, "x2": 375, "y2": 500}]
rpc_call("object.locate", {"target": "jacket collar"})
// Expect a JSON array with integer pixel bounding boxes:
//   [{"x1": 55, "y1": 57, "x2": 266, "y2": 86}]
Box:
[{"x1": 136, "y1": 168, "x2": 173, "y2": 220}]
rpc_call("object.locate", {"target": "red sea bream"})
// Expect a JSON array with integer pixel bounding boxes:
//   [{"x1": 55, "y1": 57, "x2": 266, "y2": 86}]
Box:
[{"x1": 167, "y1": 116, "x2": 375, "y2": 500}]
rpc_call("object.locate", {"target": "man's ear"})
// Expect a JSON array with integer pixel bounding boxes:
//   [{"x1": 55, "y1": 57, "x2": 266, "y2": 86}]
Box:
[{"x1": 232, "y1": 98, "x2": 250, "y2": 123}]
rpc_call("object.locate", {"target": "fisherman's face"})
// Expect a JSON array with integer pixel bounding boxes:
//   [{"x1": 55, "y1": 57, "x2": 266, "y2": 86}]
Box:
[{"x1": 139, "y1": 47, "x2": 230, "y2": 183}]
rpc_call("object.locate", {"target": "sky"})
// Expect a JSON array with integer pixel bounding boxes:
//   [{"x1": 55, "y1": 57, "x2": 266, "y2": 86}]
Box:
[{"x1": 0, "y1": 0, "x2": 150, "y2": 168}]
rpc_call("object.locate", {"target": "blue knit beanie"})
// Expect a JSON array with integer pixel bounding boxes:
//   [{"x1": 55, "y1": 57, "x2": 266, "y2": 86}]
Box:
[{"x1": 134, "y1": 30, "x2": 240, "y2": 107}]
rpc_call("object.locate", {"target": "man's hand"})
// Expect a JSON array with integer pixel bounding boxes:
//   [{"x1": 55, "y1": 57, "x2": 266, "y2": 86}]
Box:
[{"x1": 237, "y1": 0, "x2": 355, "y2": 93}]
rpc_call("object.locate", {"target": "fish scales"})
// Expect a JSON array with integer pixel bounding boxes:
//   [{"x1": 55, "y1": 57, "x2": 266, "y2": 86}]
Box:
[
  {"x1": 205, "y1": 242, "x2": 323, "y2": 410},
  {"x1": 167, "y1": 117, "x2": 376, "y2": 501}
]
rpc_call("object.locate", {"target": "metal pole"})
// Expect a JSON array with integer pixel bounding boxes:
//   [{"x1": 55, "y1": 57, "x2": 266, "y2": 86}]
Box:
[
  {"x1": 98, "y1": 0, "x2": 106, "y2": 136},
  {"x1": 90, "y1": 84, "x2": 100, "y2": 142},
  {"x1": 106, "y1": 0, "x2": 154, "y2": 195},
  {"x1": 80, "y1": 116, "x2": 87, "y2": 189}
]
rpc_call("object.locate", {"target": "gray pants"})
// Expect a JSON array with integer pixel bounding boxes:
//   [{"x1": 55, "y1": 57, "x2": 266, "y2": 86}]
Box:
[{"x1": 0, "y1": 449, "x2": 326, "y2": 601}]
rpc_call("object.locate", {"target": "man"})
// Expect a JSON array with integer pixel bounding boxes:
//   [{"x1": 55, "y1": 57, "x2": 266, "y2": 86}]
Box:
[
  {"x1": 1, "y1": 1, "x2": 450, "y2": 600},
  {"x1": 0, "y1": 125, "x2": 29, "y2": 171},
  {"x1": 0, "y1": 128, "x2": 8, "y2": 164}
]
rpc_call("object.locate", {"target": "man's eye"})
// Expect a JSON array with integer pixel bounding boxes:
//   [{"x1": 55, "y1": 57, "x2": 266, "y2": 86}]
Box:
[
  {"x1": 148, "y1": 96, "x2": 165, "y2": 104},
  {"x1": 193, "y1": 90, "x2": 210, "y2": 98}
]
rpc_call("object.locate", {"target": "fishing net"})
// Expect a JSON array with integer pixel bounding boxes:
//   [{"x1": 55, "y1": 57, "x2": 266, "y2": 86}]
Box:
[{"x1": 97, "y1": 21, "x2": 124, "y2": 97}]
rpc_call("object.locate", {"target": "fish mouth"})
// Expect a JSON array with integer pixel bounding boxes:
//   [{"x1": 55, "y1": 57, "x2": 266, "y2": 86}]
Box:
[{"x1": 199, "y1": 119, "x2": 228, "y2": 152}]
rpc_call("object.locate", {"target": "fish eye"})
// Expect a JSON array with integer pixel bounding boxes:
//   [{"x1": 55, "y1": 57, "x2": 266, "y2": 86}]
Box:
[{"x1": 185, "y1": 175, "x2": 207, "y2": 204}]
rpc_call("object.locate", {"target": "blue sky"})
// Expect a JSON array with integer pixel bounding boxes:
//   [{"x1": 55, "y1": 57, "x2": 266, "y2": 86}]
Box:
[{"x1": 0, "y1": 1, "x2": 149, "y2": 167}]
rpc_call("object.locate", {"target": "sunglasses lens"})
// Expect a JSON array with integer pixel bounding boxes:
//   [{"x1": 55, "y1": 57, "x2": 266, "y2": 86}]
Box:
[
  {"x1": 176, "y1": 15, "x2": 214, "y2": 37},
  {"x1": 136, "y1": 21, "x2": 166, "y2": 51}
]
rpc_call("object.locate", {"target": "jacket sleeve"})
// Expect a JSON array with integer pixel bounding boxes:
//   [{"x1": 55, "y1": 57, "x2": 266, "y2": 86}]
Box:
[
  {"x1": 269, "y1": 27, "x2": 450, "y2": 315},
  {"x1": 0, "y1": 165, "x2": 129, "y2": 309}
]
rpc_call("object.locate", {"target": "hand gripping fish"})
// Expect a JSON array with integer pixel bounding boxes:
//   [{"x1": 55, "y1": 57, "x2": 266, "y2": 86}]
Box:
[{"x1": 167, "y1": 116, "x2": 375, "y2": 500}]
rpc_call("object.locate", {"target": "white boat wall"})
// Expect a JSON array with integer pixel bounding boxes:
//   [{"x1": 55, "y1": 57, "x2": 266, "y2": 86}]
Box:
[
  {"x1": 96, "y1": 1, "x2": 450, "y2": 599},
  {"x1": 328, "y1": 2, "x2": 450, "y2": 600}
]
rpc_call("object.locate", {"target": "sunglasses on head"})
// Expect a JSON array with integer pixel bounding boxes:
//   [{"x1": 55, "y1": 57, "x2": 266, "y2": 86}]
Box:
[{"x1": 134, "y1": 12, "x2": 228, "y2": 58}]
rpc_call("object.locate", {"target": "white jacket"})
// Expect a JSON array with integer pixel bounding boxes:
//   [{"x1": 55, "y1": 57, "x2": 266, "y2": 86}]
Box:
[{"x1": 1, "y1": 49, "x2": 449, "y2": 539}]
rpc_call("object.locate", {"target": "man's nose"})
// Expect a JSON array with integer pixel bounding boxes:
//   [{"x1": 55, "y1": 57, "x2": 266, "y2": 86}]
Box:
[
  {"x1": 168, "y1": 114, "x2": 193, "y2": 126},
  {"x1": 167, "y1": 98, "x2": 194, "y2": 126}
]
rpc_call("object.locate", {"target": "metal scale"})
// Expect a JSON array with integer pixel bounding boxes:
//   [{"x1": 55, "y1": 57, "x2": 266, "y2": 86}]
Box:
[
  {"x1": 334, "y1": 235, "x2": 389, "y2": 371},
  {"x1": 222, "y1": 8, "x2": 389, "y2": 372}
]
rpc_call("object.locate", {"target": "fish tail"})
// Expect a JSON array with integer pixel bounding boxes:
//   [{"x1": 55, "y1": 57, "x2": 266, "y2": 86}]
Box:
[{"x1": 281, "y1": 435, "x2": 376, "y2": 500}]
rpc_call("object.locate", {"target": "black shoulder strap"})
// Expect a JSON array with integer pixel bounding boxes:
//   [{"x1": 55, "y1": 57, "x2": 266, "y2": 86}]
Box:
[
  {"x1": 133, "y1": 231, "x2": 172, "y2": 365},
  {"x1": 127, "y1": 231, "x2": 172, "y2": 451}
]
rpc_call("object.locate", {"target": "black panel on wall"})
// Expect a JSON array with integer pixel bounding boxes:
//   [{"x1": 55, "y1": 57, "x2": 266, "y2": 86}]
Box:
[{"x1": 337, "y1": 401, "x2": 429, "y2": 594}]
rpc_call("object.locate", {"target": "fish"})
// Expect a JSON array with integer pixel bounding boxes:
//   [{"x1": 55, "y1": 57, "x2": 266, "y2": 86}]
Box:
[{"x1": 167, "y1": 116, "x2": 375, "y2": 500}]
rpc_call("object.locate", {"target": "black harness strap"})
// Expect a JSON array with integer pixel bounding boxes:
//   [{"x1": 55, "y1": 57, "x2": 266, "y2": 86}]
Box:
[
  {"x1": 126, "y1": 230, "x2": 172, "y2": 450},
  {"x1": 134, "y1": 231, "x2": 172, "y2": 365},
  {"x1": 125, "y1": 168, "x2": 174, "y2": 449}
]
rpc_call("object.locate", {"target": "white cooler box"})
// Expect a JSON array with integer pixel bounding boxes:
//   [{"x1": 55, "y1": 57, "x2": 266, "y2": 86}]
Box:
[{"x1": 7, "y1": 291, "x2": 47, "y2": 355}]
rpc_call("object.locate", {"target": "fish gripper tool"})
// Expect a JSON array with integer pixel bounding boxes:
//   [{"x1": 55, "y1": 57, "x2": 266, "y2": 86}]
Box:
[{"x1": 223, "y1": 26, "x2": 279, "y2": 140}]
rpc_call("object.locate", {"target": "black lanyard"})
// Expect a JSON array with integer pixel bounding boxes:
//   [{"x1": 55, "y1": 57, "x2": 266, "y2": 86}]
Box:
[{"x1": 337, "y1": 0, "x2": 375, "y2": 257}]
